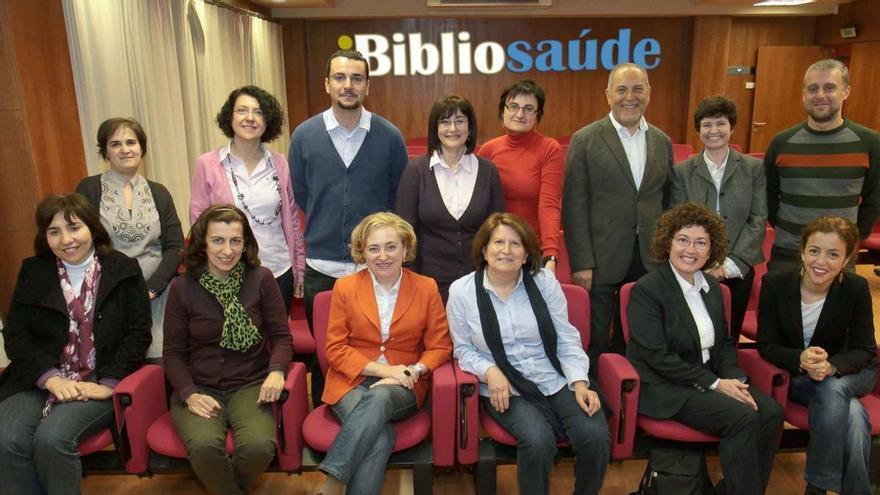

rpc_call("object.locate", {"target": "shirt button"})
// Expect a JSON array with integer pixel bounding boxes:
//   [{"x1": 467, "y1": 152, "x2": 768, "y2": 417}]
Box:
[{"x1": 379, "y1": 345, "x2": 386, "y2": 352}]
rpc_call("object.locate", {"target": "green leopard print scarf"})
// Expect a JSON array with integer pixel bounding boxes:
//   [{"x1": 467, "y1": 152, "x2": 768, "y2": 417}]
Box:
[{"x1": 199, "y1": 262, "x2": 262, "y2": 352}]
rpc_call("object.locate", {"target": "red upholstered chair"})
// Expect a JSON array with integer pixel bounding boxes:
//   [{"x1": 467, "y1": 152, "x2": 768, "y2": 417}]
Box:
[
  {"x1": 860, "y1": 218, "x2": 880, "y2": 252},
  {"x1": 407, "y1": 145, "x2": 428, "y2": 158},
  {"x1": 739, "y1": 225, "x2": 776, "y2": 343},
  {"x1": 747, "y1": 152, "x2": 765, "y2": 160},
  {"x1": 602, "y1": 282, "x2": 788, "y2": 453},
  {"x1": 556, "y1": 135, "x2": 572, "y2": 145},
  {"x1": 455, "y1": 284, "x2": 638, "y2": 494},
  {"x1": 730, "y1": 143, "x2": 743, "y2": 153},
  {"x1": 120, "y1": 362, "x2": 308, "y2": 474},
  {"x1": 301, "y1": 290, "x2": 457, "y2": 494},
  {"x1": 673, "y1": 143, "x2": 694, "y2": 163},
  {"x1": 406, "y1": 136, "x2": 428, "y2": 147}
]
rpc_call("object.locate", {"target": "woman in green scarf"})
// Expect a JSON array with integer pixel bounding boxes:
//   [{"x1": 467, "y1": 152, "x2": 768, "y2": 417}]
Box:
[{"x1": 163, "y1": 204, "x2": 292, "y2": 495}]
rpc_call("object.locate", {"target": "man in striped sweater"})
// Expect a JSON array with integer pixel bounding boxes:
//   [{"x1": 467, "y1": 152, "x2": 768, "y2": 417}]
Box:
[{"x1": 765, "y1": 59, "x2": 880, "y2": 272}]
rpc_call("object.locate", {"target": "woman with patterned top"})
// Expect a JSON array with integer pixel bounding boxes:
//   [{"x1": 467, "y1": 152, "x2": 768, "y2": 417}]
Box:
[
  {"x1": 76, "y1": 117, "x2": 183, "y2": 359},
  {"x1": 163, "y1": 205, "x2": 292, "y2": 495},
  {"x1": 190, "y1": 86, "x2": 306, "y2": 315}
]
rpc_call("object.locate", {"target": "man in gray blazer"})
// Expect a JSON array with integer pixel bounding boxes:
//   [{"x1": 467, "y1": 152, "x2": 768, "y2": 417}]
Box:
[{"x1": 562, "y1": 63, "x2": 673, "y2": 373}]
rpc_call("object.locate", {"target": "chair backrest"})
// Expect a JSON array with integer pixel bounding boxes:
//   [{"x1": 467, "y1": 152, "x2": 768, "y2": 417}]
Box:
[
  {"x1": 672, "y1": 143, "x2": 694, "y2": 163},
  {"x1": 312, "y1": 290, "x2": 334, "y2": 375},
  {"x1": 560, "y1": 283, "x2": 590, "y2": 350},
  {"x1": 556, "y1": 135, "x2": 571, "y2": 145},
  {"x1": 747, "y1": 225, "x2": 776, "y2": 311},
  {"x1": 406, "y1": 136, "x2": 428, "y2": 147},
  {"x1": 620, "y1": 281, "x2": 731, "y2": 345},
  {"x1": 747, "y1": 152, "x2": 765, "y2": 160}
]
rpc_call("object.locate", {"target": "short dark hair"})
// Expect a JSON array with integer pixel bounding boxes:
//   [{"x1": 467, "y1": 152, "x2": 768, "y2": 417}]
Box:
[
  {"x1": 97, "y1": 118, "x2": 148, "y2": 160},
  {"x1": 34, "y1": 193, "x2": 112, "y2": 258},
  {"x1": 427, "y1": 95, "x2": 478, "y2": 157},
  {"x1": 650, "y1": 203, "x2": 728, "y2": 269},
  {"x1": 326, "y1": 49, "x2": 370, "y2": 80},
  {"x1": 471, "y1": 212, "x2": 543, "y2": 274},
  {"x1": 498, "y1": 79, "x2": 546, "y2": 122},
  {"x1": 183, "y1": 205, "x2": 261, "y2": 274},
  {"x1": 801, "y1": 214, "x2": 860, "y2": 260},
  {"x1": 693, "y1": 96, "x2": 738, "y2": 131},
  {"x1": 216, "y1": 86, "x2": 285, "y2": 143}
]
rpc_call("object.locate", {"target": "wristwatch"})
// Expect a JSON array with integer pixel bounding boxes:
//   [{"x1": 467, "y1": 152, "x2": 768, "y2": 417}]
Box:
[{"x1": 542, "y1": 255, "x2": 558, "y2": 266}]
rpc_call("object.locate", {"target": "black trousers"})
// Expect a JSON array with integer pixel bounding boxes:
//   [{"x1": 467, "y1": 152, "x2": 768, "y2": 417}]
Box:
[
  {"x1": 720, "y1": 267, "x2": 755, "y2": 343},
  {"x1": 303, "y1": 265, "x2": 339, "y2": 408}
]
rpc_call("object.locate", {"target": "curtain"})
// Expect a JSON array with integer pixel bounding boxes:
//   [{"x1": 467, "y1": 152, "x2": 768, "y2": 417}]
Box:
[{"x1": 62, "y1": 0, "x2": 289, "y2": 230}]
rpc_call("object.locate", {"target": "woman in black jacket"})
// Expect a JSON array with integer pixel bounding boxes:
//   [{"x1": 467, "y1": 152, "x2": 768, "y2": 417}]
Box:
[
  {"x1": 758, "y1": 215, "x2": 877, "y2": 495},
  {"x1": 0, "y1": 193, "x2": 151, "y2": 495}
]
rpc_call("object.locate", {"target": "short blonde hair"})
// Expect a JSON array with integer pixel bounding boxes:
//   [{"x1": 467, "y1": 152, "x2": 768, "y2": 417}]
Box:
[{"x1": 350, "y1": 212, "x2": 417, "y2": 264}]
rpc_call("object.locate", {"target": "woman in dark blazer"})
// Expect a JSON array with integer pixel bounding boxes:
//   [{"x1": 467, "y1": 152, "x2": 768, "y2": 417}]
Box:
[
  {"x1": 0, "y1": 193, "x2": 151, "y2": 494},
  {"x1": 76, "y1": 117, "x2": 184, "y2": 358},
  {"x1": 395, "y1": 94, "x2": 505, "y2": 301},
  {"x1": 671, "y1": 96, "x2": 766, "y2": 341},
  {"x1": 758, "y1": 215, "x2": 877, "y2": 495},
  {"x1": 627, "y1": 203, "x2": 783, "y2": 495}
]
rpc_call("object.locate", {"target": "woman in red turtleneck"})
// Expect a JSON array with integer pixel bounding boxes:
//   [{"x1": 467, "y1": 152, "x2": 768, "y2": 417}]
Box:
[{"x1": 478, "y1": 80, "x2": 565, "y2": 274}]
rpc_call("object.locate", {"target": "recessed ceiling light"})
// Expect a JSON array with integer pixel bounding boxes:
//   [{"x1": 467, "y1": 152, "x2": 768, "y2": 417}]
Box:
[{"x1": 754, "y1": 0, "x2": 814, "y2": 5}]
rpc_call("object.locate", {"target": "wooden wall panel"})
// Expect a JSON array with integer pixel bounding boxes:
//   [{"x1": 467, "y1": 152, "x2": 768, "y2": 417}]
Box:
[
  {"x1": 725, "y1": 17, "x2": 816, "y2": 152},
  {"x1": 299, "y1": 17, "x2": 693, "y2": 144},
  {"x1": 846, "y1": 41, "x2": 880, "y2": 132},
  {"x1": 685, "y1": 16, "x2": 732, "y2": 151},
  {"x1": 815, "y1": 0, "x2": 880, "y2": 46},
  {"x1": 281, "y1": 19, "x2": 312, "y2": 130},
  {"x1": 6, "y1": 0, "x2": 86, "y2": 197}
]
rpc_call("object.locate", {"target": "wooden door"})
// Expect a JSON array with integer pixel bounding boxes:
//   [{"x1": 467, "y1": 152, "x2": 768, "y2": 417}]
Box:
[
  {"x1": 749, "y1": 45, "x2": 825, "y2": 153},
  {"x1": 847, "y1": 41, "x2": 880, "y2": 133}
]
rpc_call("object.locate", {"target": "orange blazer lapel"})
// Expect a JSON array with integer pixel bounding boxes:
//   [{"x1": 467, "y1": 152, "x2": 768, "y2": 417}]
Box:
[
  {"x1": 355, "y1": 270, "x2": 381, "y2": 333},
  {"x1": 390, "y1": 269, "x2": 416, "y2": 329}
]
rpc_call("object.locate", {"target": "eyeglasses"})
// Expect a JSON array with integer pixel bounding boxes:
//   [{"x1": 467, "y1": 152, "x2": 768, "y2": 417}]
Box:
[
  {"x1": 438, "y1": 117, "x2": 468, "y2": 129},
  {"x1": 234, "y1": 107, "x2": 264, "y2": 120},
  {"x1": 505, "y1": 102, "x2": 537, "y2": 116},
  {"x1": 329, "y1": 73, "x2": 366, "y2": 85},
  {"x1": 674, "y1": 236, "x2": 710, "y2": 251}
]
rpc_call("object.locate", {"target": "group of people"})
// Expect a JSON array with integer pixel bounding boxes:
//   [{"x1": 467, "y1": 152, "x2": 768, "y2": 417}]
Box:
[{"x1": 0, "y1": 46, "x2": 876, "y2": 495}]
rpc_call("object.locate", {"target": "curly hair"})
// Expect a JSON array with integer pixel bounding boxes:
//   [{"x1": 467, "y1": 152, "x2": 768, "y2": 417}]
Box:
[
  {"x1": 498, "y1": 79, "x2": 546, "y2": 123},
  {"x1": 471, "y1": 212, "x2": 543, "y2": 274},
  {"x1": 650, "y1": 203, "x2": 728, "y2": 269},
  {"x1": 34, "y1": 193, "x2": 113, "y2": 258},
  {"x1": 693, "y1": 96, "x2": 738, "y2": 131},
  {"x1": 96, "y1": 117, "x2": 147, "y2": 160},
  {"x1": 800, "y1": 214, "x2": 860, "y2": 259},
  {"x1": 350, "y1": 212, "x2": 417, "y2": 264},
  {"x1": 183, "y1": 205, "x2": 261, "y2": 274},
  {"x1": 216, "y1": 86, "x2": 285, "y2": 143}
]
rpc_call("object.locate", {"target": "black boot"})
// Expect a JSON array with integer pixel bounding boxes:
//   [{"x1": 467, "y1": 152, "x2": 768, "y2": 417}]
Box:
[{"x1": 804, "y1": 482, "x2": 826, "y2": 495}]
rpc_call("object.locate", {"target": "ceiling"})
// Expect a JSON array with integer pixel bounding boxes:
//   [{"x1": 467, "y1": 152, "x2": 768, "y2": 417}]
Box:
[{"x1": 252, "y1": 0, "x2": 856, "y2": 19}]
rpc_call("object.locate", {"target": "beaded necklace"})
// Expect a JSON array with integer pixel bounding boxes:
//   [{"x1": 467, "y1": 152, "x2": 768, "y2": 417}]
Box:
[{"x1": 225, "y1": 151, "x2": 282, "y2": 225}]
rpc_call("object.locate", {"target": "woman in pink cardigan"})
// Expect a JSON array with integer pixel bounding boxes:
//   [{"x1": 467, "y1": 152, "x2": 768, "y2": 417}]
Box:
[{"x1": 190, "y1": 86, "x2": 305, "y2": 314}]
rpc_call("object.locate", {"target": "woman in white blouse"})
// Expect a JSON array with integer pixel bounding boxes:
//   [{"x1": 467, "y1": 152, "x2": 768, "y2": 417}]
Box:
[
  {"x1": 190, "y1": 86, "x2": 305, "y2": 314},
  {"x1": 76, "y1": 117, "x2": 183, "y2": 358}
]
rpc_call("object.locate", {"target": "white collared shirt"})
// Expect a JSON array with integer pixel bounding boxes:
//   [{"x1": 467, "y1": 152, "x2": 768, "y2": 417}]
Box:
[
  {"x1": 322, "y1": 107, "x2": 372, "y2": 168},
  {"x1": 429, "y1": 151, "x2": 479, "y2": 220},
  {"x1": 801, "y1": 297, "x2": 826, "y2": 348},
  {"x1": 369, "y1": 269, "x2": 403, "y2": 364},
  {"x1": 670, "y1": 261, "x2": 715, "y2": 364},
  {"x1": 609, "y1": 112, "x2": 649, "y2": 190},
  {"x1": 220, "y1": 143, "x2": 291, "y2": 277}
]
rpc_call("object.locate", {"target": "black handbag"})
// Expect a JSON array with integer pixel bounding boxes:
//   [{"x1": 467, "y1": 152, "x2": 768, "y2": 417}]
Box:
[{"x1": 631, "y1": 444, "x2": 715, "y2": 495}]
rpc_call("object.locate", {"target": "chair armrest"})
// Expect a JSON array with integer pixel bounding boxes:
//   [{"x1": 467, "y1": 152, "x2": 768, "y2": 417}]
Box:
[
  {"x1": 430, "y1": 361, "x2": 456, "y2": 468},
  {"x1": 113, "y1": 364, "x2": 166, "y2": 474},
  {"x1": 737, "y1": 349, "x2": 789, "y2": 407},
  {"x1": 452, "y1": 360, "x2": 480, "y2": 465},
  {"x1": 597, "y1": 353, "x2": 640, "y2": 460},
  {"x1": 274, "y1": 362, "x2": 308, "y2": 472}
]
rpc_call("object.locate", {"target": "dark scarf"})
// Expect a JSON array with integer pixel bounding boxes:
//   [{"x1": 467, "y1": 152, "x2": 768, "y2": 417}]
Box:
[{"x1": 475, "y1": 268, "x2": 566, "y2": 438}]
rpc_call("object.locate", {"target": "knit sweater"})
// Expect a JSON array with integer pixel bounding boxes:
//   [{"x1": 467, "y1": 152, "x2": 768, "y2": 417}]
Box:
[
  {"x1": 765, "y1": 119, "x2": 880, "y2": 256},
  {"x1": 478, "y1": 130, "x2": 564, "y2": 257},
  {"x1": 289, "y1": 113, "x2": 408, "y2": 262}
]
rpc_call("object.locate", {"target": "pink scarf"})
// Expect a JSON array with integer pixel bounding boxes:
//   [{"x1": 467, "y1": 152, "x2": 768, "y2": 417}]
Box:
[{"x1": 42, "y1": 255, "x2": 102, "y2": 417}]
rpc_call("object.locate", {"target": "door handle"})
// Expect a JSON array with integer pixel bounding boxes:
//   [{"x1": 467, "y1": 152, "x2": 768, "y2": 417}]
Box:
[{"x1": 752, "y1": 121, "x2": 767, "y2": 131}]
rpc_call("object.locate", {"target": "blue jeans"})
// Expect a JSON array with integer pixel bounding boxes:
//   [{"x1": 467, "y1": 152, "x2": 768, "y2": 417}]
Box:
[
  {"x1": 482, "y1": 386, "x2": 611, "y2": 495},
  {"x1": 320, "y1": 377, "x2": 418, "y2": 495},
  {"x1": 789, "y1": 365, "x2": 878, "y2": 494},
  {"x1": 0, "y1": 389, "x2": 113, "y2": 495}
]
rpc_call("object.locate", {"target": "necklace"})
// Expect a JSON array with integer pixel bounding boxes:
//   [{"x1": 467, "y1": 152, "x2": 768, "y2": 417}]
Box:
[{"x1": 225, "y1": 153, "x2": 282, "y2": 225}]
